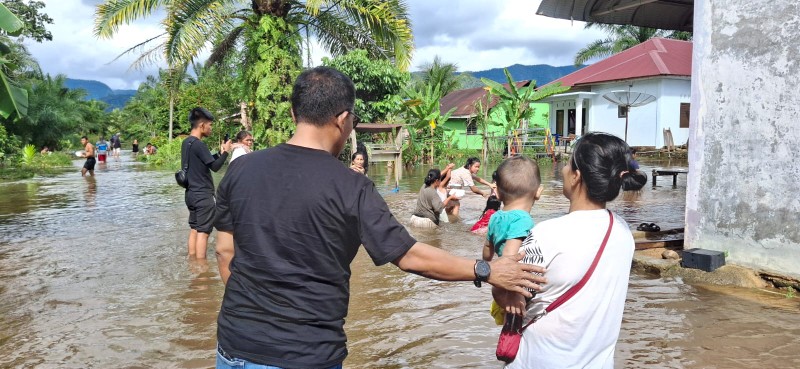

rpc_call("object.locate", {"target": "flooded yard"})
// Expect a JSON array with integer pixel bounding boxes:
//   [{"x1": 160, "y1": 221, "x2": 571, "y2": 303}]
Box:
[{"x1": 0, "y1": 154, "x2": 798, "y2": 368}]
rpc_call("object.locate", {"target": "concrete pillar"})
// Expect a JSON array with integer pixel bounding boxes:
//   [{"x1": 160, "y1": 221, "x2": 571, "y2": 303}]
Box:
[
  {"x1": 575, "y1": 98, "x2": 583, "y2": 136},
  {"x1": 686, "y1": 0, "x2": 800, "y2": 279}
]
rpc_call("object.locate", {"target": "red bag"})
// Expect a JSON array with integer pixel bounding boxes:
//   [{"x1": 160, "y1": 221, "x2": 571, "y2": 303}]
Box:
[
  {"x1": 496, "y1": 314, "x2": 525, "y2": 362},
  {"x1": 495, "y1": 210, "x2": 614, "y2": 363}
]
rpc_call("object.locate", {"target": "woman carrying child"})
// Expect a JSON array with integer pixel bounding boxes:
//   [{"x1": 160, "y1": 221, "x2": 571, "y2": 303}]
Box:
[
  {"x1": 498, "y1": 132, "x2": 645, "y2": 368},
  {"x1": 481, "y1": 156, "x2": 543, "y2": 325},
  {"x1": 410, "y1": 168, "x2": 459, "y2": 228},
  {"x1": 447, "y1": 157, "x2": 497, "y2": 217}
]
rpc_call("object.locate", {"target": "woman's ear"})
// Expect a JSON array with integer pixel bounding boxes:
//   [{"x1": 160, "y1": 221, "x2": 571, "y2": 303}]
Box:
[{"x1": 572, "y1": 169, "x2": 582, "y2": 186}]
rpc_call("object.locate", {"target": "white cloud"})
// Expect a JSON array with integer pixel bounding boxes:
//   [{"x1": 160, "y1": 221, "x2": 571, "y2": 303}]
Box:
[{"x1": 25, "y1": 0, "x2": 610, "y2": 88}]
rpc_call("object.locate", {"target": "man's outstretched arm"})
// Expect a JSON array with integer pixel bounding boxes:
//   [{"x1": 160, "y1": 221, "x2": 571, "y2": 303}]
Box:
[{"x1": 392, "y1": 242, "x2": 546, "y2": 297}]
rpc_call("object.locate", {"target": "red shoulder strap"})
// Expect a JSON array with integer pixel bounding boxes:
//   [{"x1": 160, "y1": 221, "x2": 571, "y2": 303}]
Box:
[{"x1": 522, "y1": 210, "x2": 614, "y2": 329}]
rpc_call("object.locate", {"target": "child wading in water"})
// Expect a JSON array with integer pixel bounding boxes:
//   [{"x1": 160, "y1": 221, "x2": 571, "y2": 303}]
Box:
[
  {"x1": 470, "y1": 195, "x2": 501, "y2": 234},
  {"x1": 482, "y1": 155, "x2": 543, "y2": 325}
]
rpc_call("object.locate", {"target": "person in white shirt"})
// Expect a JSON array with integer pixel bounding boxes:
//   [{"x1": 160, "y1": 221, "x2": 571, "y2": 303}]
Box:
[
  {"x1": 499, "y1": 131, "x2": 645, "y2": 369},
  {"x1": 229, "y1": 130, "x2": 254, "y2": 163},
  {"x1": 446, "y1": 157, "x2": 496, "y2": 217}
]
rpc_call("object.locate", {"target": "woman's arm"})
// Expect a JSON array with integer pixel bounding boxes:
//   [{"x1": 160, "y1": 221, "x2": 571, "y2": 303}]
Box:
[{"x1": 469, "y1": 185, "x2": 487, "y2": 197}]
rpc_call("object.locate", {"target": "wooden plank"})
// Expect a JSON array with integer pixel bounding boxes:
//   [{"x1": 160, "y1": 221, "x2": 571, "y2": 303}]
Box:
[{"x1": 635, "y1": 239, "x2": 684, "y2": 250}]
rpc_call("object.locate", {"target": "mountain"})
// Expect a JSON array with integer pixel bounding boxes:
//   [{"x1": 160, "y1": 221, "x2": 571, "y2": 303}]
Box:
[
  {"x1": 463, "y1": 63, "x2": 584, "y2": 86},
  {"x1": 64, "y1": 78, "x2": 137, "y2": 111}
]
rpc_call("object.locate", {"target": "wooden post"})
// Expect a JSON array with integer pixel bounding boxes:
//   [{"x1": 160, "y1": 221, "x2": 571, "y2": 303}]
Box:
[{"x1": 349, "y1": 130, "x2": 357, "y2": 158}]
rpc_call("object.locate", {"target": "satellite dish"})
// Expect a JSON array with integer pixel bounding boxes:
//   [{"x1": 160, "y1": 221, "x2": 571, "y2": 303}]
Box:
[{"x1": 602, "y1": 85, "x2": 656, "y2": 142}]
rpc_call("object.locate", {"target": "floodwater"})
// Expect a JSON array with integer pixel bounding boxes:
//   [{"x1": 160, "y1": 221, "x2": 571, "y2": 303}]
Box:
[{"x1": 0, "y1": 153, "x2": 798, "y2": 368}]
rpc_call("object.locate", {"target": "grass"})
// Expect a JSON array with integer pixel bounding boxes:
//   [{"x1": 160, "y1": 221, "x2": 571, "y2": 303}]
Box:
[{"x1": 0, "y1": 151, "x2": 75, "y2": 181}]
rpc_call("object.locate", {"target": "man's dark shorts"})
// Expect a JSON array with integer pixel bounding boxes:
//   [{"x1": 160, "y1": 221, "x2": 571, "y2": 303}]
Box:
[
  {"x1": 83, "y1": 157, "x2": 96, "y2": 171},
  {"x1": 185, "y1": 191, "x2": 215, "y2": 234}
]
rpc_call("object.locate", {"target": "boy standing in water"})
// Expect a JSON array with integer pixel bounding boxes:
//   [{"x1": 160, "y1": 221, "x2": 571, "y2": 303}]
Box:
[
  {"x1": 482, "y1": 155, "x2": 543, "y2": 324},
  {"x1": 80, "y1": 136, "x2": 96, "y2": 177}
]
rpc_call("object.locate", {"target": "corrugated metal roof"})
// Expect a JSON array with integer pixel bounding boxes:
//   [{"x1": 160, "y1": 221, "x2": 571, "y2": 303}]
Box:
[
  {"x1": 536, "y1": 0, "x2": 694, "y2": 32},
  {"x1": 439, "y1": 81, "x2": 530, "y2": 118},
  {"x1": 548, "y1": 38, "x2": 692, "y2": 88}
]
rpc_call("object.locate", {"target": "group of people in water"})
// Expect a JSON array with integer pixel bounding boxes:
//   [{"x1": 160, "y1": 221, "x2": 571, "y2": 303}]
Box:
[
  {"x1": 171, "y1": 66, "x2": 648, "y2": 368},
  {"x1": 410, "y1": 133, "x2": 645, "y2": 367}
]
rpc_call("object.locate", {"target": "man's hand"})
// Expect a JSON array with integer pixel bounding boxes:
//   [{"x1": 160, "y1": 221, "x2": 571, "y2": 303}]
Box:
[
  {"x1": 221, "y1": 140, "x2": 233, "y2": 154},
  {"x1": 487, "y1": 253, "x2": 546, "y2": 298},
  {"x1": 446, "y1": 163, "x2": 455, "y2": 170}
]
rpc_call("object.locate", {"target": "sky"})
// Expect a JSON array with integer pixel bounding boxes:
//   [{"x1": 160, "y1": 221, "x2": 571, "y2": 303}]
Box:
[{"x1": 24, "y1": 0, "x2": 608, "y2": 90}]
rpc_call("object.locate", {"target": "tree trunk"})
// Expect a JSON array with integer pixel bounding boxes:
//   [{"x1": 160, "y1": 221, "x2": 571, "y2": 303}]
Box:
[
  {"x1": 240, "y1": 101, "x2": 250, "y2": 130},
  {"x1": 168, "y1": 95, "x2": 174, "y2": 141}
]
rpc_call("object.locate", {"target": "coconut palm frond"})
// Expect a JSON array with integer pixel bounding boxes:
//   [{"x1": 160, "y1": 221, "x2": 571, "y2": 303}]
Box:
[
  {"x1": 305, "y1": 9, "x2": 377, "y2": 59},
  {"x1": 574, "y1": 38, "x2": 615, "y2": 66},
  {"x1": 206, "y1": 24, "x2": 244, "y2": 67},
  {"x1": 107, "y1": 32, "x2": 167, "y2": 66},
  {"x1": 94, "y1": 0, "x2": 168, "y2": 38},
  {"x1": 164, "y1": 0, "x2": 235, "y2": 67},
  {"x1": 128, "y1": 42, "x2": 168, "y2": 71},
  {"x1": 338, "y1": 0, "x2": 413, "y2": 70}
]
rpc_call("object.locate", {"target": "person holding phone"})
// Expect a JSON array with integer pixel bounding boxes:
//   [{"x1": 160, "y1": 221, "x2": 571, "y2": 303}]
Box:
[{"x1": 181, "y1": 107, "x2": 232, "y2": 259}]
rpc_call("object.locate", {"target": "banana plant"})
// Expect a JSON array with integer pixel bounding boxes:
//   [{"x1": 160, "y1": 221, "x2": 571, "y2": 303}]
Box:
[
  {"x1": 0, "y1": 3, "x2": 28, "y2": 120},
  {"x1": 403, "y1": 83, "x2": 455, "y2": 163},
  {"x1": 481, "y1": 68, "x2": 569, "y2": 134}
]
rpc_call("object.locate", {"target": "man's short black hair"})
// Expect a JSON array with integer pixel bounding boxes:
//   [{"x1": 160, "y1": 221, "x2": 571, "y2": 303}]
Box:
[
  {"x1": 81, "y1": 136, "x2": 88, "y2": 140},
  {"x1": 189, "y1": 107, "x2": 215, "y2": 129},
  {"x1": 291, "y1": 66, "x2": 355, "y2": 127}
]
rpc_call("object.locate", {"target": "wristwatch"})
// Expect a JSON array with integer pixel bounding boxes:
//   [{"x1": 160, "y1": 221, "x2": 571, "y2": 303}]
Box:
[{"x1": 474, "y1": 259, "x2": 491, "y2": 287}]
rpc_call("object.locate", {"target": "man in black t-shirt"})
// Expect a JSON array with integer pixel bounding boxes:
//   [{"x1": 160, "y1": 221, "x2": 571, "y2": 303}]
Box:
[
  {"x1": 213, "y1": 67, "x2": 546, "y2": 369},
  {"x1": 182, "y1": 107, "x2": 231, "y2": 259}
]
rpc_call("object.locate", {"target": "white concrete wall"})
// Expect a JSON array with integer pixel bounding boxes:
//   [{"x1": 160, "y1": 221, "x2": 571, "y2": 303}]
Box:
[
  {"x1": 657, "y1": 78, "x2": 692, "y2": 148},
  {"x1": 588, "y1": 80, "x2": 660, "y2": 146},
  {"x1": 686, "y1": 0, "x2": 800, "y2": 279}
]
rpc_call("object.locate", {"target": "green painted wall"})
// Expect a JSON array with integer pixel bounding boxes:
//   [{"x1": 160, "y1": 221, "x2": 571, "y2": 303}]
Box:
[{"x1": 443, "y1": 103, "x2": 550, "y2": 149}]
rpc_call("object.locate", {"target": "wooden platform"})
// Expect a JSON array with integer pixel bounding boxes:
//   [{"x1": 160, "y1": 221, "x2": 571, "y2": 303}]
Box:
[
  {"x1": 633, "y1": 227, "x2": 684, "y2": 250},
  {"x1": 652, "y1": 168, "x2": 688, "y2": 187}
]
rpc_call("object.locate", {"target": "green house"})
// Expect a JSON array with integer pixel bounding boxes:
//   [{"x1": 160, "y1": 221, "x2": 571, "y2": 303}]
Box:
[{"x1": 439, "y1": 82, "x2": 550, "y2": 150}]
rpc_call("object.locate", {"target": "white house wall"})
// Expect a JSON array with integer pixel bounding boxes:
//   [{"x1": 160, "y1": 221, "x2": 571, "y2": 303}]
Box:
[
  {"x1": 548, "y1": 79, "x2": 691, "y2": 147},
  {"x1": 588, "y1": 80, "x2": 661, "y2": 147},
  {"x1": 658, "y1": 78, "x2": 692, "y2": 148}
]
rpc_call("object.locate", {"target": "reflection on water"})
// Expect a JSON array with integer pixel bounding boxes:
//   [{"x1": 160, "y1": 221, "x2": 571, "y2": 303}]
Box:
[{"x1": 1, "y1": 154, "x2": 799, "y2": 368}]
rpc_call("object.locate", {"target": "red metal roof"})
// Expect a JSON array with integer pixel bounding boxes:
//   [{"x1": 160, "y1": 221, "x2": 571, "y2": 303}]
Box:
[
  {"x1": 549, "y1": 38, "x2": 692, "y2": 87},
  {"x1": 440, "y1": 81, "x2": 530, "y2": 117}
]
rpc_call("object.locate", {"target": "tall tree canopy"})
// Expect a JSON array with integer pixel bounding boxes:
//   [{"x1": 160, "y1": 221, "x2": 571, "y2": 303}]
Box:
[
  {"x1": 574, "y1": 23, "x2": 692, "y2": 66},
  {"x1": 94, "y1": 0, "x2": 414, "y2": 145}
]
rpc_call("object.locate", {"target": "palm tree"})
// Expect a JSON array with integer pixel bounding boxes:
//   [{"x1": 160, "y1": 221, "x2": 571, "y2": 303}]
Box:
[
  {"x1": 414, "y1": 56, "x2": 464, "y2": 97},
  {"x1": 94, "y1": 0, "x2": 414, "y2": 144},
  {"x1": 574, "y1": 23, "x2": 692, "y2": 66}
]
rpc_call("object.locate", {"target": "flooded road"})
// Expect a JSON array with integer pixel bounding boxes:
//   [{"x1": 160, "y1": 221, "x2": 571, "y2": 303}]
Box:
[{"x1": 0, "y1": 153, "x2": 798, "y2": 368}]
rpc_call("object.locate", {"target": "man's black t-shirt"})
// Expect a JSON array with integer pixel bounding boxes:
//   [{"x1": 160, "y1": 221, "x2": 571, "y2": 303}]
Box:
[
  {"x1": 182, "y1": 136, "x2": 216, "y2": 193},
  {"x1": 214, "y1": 144, "x2": 417, "y2": 369}
]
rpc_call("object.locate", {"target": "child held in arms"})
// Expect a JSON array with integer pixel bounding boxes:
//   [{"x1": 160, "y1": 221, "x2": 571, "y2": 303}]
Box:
[{"x1": 482, "y1": 155, "x2": 543, "y2": 325}]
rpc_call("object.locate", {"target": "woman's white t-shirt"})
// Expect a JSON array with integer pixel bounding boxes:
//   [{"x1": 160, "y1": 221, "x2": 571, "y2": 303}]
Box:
[
  {"x1": 230, "y1": 146, "x2": 249, "y2": 162},
  {"x1": 507, "y1": 209, "x2": 634, "y2": 369}
]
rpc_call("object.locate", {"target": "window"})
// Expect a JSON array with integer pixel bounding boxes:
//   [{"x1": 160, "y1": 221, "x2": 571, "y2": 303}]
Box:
[
  {"x1": 680, "y1": 103, "x2": 690, "y2": 128},
  {"x1": 618, "y1": 106, "x2": 628, "y2": 118},
  {"x1": 466, "y1": 120, "x2": 477, "y2": 135}
]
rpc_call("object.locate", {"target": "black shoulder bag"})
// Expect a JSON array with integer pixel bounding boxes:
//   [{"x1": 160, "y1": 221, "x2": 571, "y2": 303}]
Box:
[{"x1": 175, "y1": 137, "x2": 194, "y2": 188}]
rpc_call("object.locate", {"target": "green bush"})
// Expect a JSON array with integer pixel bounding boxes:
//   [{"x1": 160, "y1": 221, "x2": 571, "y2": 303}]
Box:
[
  {"x1": 21, "y1": 144, "x2": 36, "y2": 166},
  {"x1": 140, "y1": 136, "x2": 183, "y2": 170}
]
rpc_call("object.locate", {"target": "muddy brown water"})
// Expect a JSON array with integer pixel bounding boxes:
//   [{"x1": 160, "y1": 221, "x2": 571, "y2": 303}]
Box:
[{"x1": 1, "y1": 154, "x2": 798, "y2": 368}]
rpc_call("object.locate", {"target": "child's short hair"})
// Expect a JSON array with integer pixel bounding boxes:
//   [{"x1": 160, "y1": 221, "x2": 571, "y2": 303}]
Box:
[{"x1": 495, "y1": 156, "x2": 541, "y2": 202}]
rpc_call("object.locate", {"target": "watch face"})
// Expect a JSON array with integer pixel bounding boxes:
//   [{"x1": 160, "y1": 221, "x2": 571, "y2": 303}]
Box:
[{"x1": 476, "y1": 260, "x2": 491, "y2": 280}]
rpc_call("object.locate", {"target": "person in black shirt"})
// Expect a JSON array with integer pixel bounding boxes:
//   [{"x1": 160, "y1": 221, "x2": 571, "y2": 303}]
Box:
[
  {"x1": 182, "y1": 107, "x2": 231, "y2": 259},
  {"x1": 213, "y1": 67, "x2": 547, "y2": 369}
]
